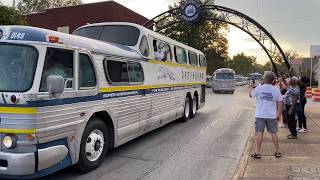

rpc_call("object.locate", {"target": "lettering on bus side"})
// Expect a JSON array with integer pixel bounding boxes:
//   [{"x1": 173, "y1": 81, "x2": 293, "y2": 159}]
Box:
[
  {"x1": 157, "y1": 66, "x2": 176, "y2": 81},
  {"x1": 181, "y1": 71, "x2": 204, "y2": 80},
  {"x1": 102, "y1": 91, "x2": 139, "y2": 99}
]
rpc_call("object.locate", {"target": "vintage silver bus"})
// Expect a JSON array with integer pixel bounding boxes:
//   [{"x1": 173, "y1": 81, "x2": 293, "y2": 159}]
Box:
[
  {"x1": 249, "y1": 72, "x2": 263, "y2": 88},
  {"x1": 0, "y1": 23, "x2": 206, "y2": 178},
  {"x1": 212, "y1": 68, "x2": 236, "y2": 94}
]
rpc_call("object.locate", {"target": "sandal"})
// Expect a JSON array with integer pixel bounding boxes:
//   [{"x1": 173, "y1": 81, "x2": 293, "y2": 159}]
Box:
[
  {"x1": 251, "y1": 153, "x2": 261, "y2": 159},
  {"x1": 275, "y1": 152, "x2": 281, "y2": 158}
]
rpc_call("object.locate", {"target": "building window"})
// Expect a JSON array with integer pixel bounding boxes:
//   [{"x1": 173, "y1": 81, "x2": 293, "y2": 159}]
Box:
[{"x1": 57, "y1": 26, "x2": 70, "y2": 34}]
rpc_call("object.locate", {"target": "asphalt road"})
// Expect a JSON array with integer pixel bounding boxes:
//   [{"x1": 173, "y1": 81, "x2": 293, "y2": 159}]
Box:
[{"x1": 42, "y1": 86, "x2": 255, "y2": 180}]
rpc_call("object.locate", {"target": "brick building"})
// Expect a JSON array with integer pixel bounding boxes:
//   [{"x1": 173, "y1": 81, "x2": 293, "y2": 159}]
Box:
[{"x1": 26, "y1": 1, "x2": 149, "y2": 34}]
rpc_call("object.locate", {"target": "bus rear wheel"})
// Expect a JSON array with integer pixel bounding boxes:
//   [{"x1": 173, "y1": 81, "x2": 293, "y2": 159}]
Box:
[
  {"x1": 180, "y1": 97, "x2": 191, "y2": 122},
  {"x1": 190, "y1": 95, "x2": 198, "y2": 119},
  {"x1": 76, "y1": 118, "x2": 108, "y2": 173}
]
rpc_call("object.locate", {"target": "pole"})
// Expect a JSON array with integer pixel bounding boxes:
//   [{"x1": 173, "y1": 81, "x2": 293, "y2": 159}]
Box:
[
  {"x1": 317, "y1": 56, "x2": 320, "y2": 88},
  {"x1": 310, "y1": 54, "x2": 313, "y2": 87}
]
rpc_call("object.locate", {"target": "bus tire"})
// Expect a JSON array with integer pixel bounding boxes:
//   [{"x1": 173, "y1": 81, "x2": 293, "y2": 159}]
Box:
[
  {"x1": 76, "y1": 118, "x2": 108, "y2": 173},
  {"x1": 190, "y1": 95, "x2": 197, "y2": 119},
  {"x1": 180, "y1": 97, "x2": 191, "y2": 122}
]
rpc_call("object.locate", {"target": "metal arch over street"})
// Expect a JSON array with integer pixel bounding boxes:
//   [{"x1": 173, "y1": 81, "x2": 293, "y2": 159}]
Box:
[{"x1": 143, "y1": 4, "x2": 291, "y2": 76}]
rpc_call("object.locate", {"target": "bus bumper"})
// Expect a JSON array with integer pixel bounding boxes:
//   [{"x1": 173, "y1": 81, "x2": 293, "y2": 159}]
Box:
[
  {"x1": 0, "y1": 151, "x2": 35, "y2": 175},
  {"x1": 0, "y1": 145, "x2": 68, "y2": 176}
]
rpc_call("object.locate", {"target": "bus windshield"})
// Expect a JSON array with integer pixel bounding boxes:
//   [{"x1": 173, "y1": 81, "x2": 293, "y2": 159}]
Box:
[
  {"x1": 73, "y1": 25, "x2": 140, "y2": 46},
  {"x1": 216, "y1": 73, "x2": 234, "y2": 80},
  {"x1": 250, "y1": 75, "x2": 262, "y2": 80},
  {"x1": 0, "y1": 44, "x2": 38, "y2": 92}
]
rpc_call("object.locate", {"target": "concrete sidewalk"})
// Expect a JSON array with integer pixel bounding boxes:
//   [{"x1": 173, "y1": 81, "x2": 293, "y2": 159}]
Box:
[{"x1": 233, "y1": 101, "x2": 320, "y2": 180}]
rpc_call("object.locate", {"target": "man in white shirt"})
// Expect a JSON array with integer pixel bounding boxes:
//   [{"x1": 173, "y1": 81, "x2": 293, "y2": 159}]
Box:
[{"x1": 249, "y1": 71, "x2": 283, "y2": 159}]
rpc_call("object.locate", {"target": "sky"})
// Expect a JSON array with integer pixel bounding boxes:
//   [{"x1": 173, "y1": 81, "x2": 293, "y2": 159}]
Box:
[{"x1": 1, "y1": 0, "x2": 320, "y2": 65}]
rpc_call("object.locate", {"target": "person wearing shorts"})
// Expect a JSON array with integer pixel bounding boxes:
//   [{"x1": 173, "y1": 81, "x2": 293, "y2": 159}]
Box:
[{"x1": 249, "y1": 71, "x2": 283, "y2": 159}]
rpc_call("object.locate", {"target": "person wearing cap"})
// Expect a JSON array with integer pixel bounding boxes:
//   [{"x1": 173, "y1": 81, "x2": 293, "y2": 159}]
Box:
[
  {"x1": 249, "y1": 71, "x2": 283, "y2": 159},
  {"x1": 284, "y1": 77, "x2": 300, "y2": 139}
]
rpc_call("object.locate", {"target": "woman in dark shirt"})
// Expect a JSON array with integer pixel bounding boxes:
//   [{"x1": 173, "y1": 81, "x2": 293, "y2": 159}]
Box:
[{"x1": 297, "y1": 77, "x2": 309, "y2": 133}]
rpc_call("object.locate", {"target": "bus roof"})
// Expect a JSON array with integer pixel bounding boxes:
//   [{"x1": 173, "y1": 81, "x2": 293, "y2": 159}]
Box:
[
  {"x1": 0, "y1": 25, "x2": 143, "y2": 59},
  {"x1": 214, "y1": 68, "x2": 235, "y2": 73},
  {"x1": 249, "y1": 72, "x2": 262, "y2": 76},
  {"x1": 74, "y1": 22, "x2": 204, "y2": 55}
]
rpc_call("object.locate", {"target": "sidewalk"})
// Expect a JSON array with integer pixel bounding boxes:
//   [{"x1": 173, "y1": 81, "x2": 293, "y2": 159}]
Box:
[{"x1": 233, "y1": 101, "x2": 320, "y2": 180}]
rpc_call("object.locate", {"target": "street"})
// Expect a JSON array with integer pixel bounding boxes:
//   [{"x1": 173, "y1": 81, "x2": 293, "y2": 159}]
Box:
[{"x1": 41, "y1": 86, "x2": 255, "y2": 180}]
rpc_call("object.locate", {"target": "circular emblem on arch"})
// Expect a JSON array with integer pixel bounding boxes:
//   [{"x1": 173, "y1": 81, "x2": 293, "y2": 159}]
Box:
[{"x1": 179, "y1": 0, "x2": 204, "y2": 25}]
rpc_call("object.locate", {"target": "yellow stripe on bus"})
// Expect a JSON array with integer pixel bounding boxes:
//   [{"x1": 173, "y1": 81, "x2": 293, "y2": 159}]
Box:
[
  {"x1": 0, "y1": 107, "x2": 38, "y2": 115},
  {"x1": 0, "y1": 128, "x2": 36, "y2": 134},
  {"x1": 99, "y1": 82, "x2": 206, "y2": 93},
  {"x1": 148, "y1": 60, "x2": 207, "y2": 70}
]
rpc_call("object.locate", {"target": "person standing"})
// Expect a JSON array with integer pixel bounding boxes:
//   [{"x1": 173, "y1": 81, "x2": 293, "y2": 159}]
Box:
[
  {"x1": 284, "y1": 77, "x2": 300, "y2": 139},
  {"x1": 249, "y1": 71, "x2": 283, "y2": 159},
  {"x1": 297, "y1": 77, "x2": 309, "y2": 132}
]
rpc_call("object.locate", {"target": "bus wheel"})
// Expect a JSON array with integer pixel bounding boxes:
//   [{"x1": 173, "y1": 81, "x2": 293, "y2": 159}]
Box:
[
  {"x1": 190, "y1": 95, "x2": 197, "y2": 119},
  {"x1": 180, "y1": 97, "x2": 191, "y2": 122},
  {"x1": 76, "y1": 118, "x2": 108, "y2": 173}
]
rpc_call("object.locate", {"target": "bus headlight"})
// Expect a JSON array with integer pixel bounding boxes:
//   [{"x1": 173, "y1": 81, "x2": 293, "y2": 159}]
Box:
[{"x1": 3, "y1": 134, "x2": 18, "y2": 149}]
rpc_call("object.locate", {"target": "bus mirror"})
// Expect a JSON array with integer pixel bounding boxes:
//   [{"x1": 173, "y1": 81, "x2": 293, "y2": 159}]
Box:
[{"x1": 47, "y1": 75, "x2": 64, "y2": 94}]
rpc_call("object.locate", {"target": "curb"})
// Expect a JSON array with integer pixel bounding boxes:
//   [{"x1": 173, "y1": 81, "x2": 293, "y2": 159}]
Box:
[{"x1": 232, "y1": 124, "x2": 255, "y2": 180}]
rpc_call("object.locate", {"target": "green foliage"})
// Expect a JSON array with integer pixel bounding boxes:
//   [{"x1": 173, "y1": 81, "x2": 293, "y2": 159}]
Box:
[
  {"x1": 17, "y1": 0, "x2": 82, "y2": 14},
  {"x1": 157, "y1": 0, "x2": 229, "y2": 74},
  {"x1": 229, "y1": 53, "x2": 262, "y2": 76},
  {"x1": 265, "y1": 50, "x2": 300, "y2": 76},
  {"x1": 0, "y1": 5, "x2": 27, "y2": 25}
]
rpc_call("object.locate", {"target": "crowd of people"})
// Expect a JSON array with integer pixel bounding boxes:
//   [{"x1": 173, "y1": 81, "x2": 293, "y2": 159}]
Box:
[
  {"x1": 249, "y1": 71, "x2": 309, "y2": 159},
  {"x1": 276, "y1": 74, "x2": 309, "y2": 138}
]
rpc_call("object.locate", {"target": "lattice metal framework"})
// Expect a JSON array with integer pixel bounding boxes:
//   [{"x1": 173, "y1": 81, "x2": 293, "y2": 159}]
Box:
[{"x1": 144, "y1": 5, "x2": 290, "y2": 76}]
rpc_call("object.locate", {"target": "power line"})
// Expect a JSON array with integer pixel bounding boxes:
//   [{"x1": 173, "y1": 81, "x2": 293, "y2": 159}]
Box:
[
  {"x1": 263, "y1": 12, "x2": 320, "y2": 24},
  {"x1": 256, "y1": 0, "x2": 259, "y2": 21}
]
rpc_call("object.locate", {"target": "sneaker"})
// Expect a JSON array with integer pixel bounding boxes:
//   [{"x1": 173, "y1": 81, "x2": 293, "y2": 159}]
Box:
[
  {"x1": 298, "y1": 129, "x2": 308, "y2": 133},
  {"x1": 296, "y1": 127, "x2": 302, "y2": 131}
]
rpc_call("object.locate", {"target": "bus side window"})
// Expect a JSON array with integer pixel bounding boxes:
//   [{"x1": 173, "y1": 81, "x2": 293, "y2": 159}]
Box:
[
  {"x1": 139, "y1": 35, "x2": 150, "y2": 57},
  {"x1": 104, "y1": 60, "x2": 129, "y2": 85},
  {"x1": 199, "y1": 55, "x2": 207, "y2": 67},
  {"x1": 40, "y1": 48, "x2": 74, "y2": 92},
  {"x1": 79, "y1": 53, "x2": 97, "y2": 89},
  {"x1": 153, "y1": 39, "x2": 172, "y2": 61},
  {"x1": 153, "y1": 39, "x2": 161, "y2": 60},
  {"x1": 128, "y1": 62, "x2": 144, "y2": 84},
  {"x1": 174, "y1": 46, "x2": 187, "y2": 64},
  {"x1": 188, "y1": 51, "x2": 198, "y2": 66}
]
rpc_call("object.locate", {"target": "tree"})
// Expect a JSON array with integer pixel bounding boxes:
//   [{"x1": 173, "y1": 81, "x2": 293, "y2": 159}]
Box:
[
  {"x1": 0, "y1": 5, "x2": 27, "y2": 25},
  {"x1": 156, "y1": 0, "x2": 229, "y2": 74},
  {"x1": 271, "y1": 50, "x2": 301, "y2": 76},
  {"x1": 230, "y1": 53, "x2": 259, "y2": 75},
  {"x1": 17, "y1": 0, "x2": 82, "y2": 14}
]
